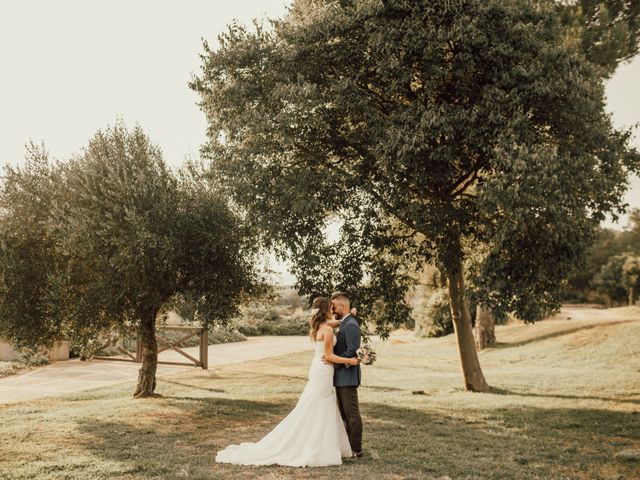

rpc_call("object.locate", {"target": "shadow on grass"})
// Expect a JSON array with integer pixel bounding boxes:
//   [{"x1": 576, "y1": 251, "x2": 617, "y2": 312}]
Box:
[
  {"x1": 493, "y1": 319, "x2": 636, "y2": 349},
  {"x1": 161, "y1": 379, "x2": 226, "y2": 394},
  {"x1": 489, "y1": 386, "x2": 640, "y2": 406},
  {"x1": 227, "y1": 369, "x2": 407, "y2": 393},
  {"x1": 73, "y1": 396, "x2": 640, "y2": 480}
]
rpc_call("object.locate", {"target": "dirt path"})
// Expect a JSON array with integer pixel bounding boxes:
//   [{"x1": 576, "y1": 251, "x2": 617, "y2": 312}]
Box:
[
  {"x1": 2, "y1": 305, "x2": 637, "y2": 406},
  {"x1": 0, "y1": 336, "x2": 313, "y2": 405}
]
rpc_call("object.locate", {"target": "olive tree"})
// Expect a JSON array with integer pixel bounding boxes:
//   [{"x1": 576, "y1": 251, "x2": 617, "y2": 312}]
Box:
[
  {"x1": 0, "y1": 143, "x2": 64, "y2": 350},
  {"x1": 0, "y1": 123, "x2": 264, "y2": 398}
]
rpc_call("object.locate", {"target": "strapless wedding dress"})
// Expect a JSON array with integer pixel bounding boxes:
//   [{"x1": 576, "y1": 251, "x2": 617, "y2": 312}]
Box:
[{"x1": 215, "y1": 337, "x2": 352, "y2": 467}]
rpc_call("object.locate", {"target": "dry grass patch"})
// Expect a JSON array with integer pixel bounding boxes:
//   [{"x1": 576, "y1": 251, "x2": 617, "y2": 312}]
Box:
[{"x1": 0, "y1": 306, "x2": 638, "y2": 479}]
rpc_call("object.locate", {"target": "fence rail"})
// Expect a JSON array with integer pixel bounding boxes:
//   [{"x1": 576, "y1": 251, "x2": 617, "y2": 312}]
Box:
[{"x1": 93, "y1": 326, "x2": 208, "y2": 369}]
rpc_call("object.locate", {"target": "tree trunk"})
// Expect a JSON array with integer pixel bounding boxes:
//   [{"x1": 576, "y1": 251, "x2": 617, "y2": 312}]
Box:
[
  {"x1": 474, "y1": 304, "x2": 496, "y2": 350},
  {"x1": 629, "y1": 286, "x2": 635, "y2": 306},
  {"x1": 133, "y1": 307, "x2": 160, "y2": 398},
  {"x1": 446, "y1": 261, "x2": 490, "y2": 392}
]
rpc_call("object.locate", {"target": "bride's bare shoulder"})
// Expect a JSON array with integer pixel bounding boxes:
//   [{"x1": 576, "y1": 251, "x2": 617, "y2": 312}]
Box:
[{"x1": 315, "y1": 324, "x2": 333, "y2": 341}]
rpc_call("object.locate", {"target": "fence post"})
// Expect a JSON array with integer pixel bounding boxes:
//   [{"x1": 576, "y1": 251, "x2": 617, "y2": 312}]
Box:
[{"x1": 200, "y1": 328, "x2": 208, "y2": 370}]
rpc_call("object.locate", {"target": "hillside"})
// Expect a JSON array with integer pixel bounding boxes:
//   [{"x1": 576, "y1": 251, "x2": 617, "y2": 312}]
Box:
[{"x1": 369, "y1": 305, "x2": 640, "y2": 413}]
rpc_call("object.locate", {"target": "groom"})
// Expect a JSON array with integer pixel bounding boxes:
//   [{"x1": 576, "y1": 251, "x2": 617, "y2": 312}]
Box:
[{"x1": 325, "y1": 291, "x2": 363, "y2": 458}]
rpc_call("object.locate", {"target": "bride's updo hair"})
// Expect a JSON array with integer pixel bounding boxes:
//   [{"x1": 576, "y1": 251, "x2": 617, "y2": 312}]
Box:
[{"x1": 309, "y1": 296, "x2": 330, "y2": 340}]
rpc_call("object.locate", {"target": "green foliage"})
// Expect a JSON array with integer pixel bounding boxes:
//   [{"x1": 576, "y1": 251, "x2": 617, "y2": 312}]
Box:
[
  {"x1": 192, "y1": 0, "x2": 638, "y2": 333},
  {"x1": 53, "y1": 122, "x2": 265, "y2": 343},
  {"x1": 205, "y1": 328, "x2": 247, "y2": 345},
  {"x1": 414, "y1": 289, "x2": 454, "y2": 338},
  {"x1": 14, "y1": 346, "x2": 50, "y2": 366},
  {"x1": 0, "y1": 362, "x2": 21, "y2": 378},
  {"x1": 233, "y1": 287, "x2": 310, "y2": 336},
  {"x1": 622, "y1": 255, "x2": 640, "y2": 302},
  {"x1": 564, "y1": 210, "x2": 640, "y2": 302},
  {"x1": 0, "y1": 122, "x2": 265, "y2": 352},
  {"x1": 0, "y1": 143, "x2": 64, "y2": 349},
  {"x1": 558, "y1": 0, "x2": 640, "y2": 77},
  {"x1": 0, "y1": 345, "x2": 49, "y2": 378},
  {"x1": 592, "y1": 253, "x2": 640, "y2": 304},
  {"x1": 277, "y1": 287, "x2": 309, "y2": 310},
  {"x1": 234, "y1": 305, "x2": 309, "y2": 336}
]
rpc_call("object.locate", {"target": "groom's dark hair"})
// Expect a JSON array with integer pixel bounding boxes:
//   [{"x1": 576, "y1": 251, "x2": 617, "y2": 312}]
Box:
[{"x1": 330, "y1": 291, "x2": 350, "y2": 306}]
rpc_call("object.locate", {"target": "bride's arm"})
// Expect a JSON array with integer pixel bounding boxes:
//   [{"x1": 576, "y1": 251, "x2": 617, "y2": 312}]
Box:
[
  {"x1": 325, "y1": 307, "x2": 358, "y2": 329},
  {"x1": 323, "y1": 327, "x2": 358, "y2": 365}
]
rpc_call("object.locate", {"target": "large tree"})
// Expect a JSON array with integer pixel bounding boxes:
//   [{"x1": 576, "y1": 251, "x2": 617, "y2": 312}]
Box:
[
  {"x1": 192, "y1": 0, "x2": 638, "y2": 391},
  {"x1": 0, "y1": 123, "x2": 264, "y2": 397},
  {"x1": 423, "y1": 0, "x2": 640, "y2": 350}
]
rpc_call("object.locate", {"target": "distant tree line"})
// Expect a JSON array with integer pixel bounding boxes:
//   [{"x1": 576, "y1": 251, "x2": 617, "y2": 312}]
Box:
[{"x1": 564, "y1": 209, "x2": 640, "y2": 305}]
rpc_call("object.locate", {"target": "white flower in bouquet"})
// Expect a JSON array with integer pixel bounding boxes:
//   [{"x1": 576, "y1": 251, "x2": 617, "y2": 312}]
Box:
[{"x1": 356, "y1": 343, "x2": 376, "y2": 365}]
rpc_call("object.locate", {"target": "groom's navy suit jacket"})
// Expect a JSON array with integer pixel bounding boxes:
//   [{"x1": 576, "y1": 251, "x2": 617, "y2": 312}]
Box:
[{"x1": 333, "y1": 314, "x2": 361, "y2": 387}]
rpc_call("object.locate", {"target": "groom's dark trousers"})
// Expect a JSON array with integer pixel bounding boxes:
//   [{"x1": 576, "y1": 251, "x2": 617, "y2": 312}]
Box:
[
  {"x1": 334, "y1": 315, "x2": 363, "y2": 453},
  {"x1": 335, "y1": 387, "x2": 362, "y2": 452}
]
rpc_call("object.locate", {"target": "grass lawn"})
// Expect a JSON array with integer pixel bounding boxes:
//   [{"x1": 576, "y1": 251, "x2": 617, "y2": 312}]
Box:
[{"x1": 1, "y1": 306, "x2": 639, "y2": 480}]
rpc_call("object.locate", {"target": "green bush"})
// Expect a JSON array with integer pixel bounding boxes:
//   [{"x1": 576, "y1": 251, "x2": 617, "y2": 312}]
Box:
[
  {"x1": 269, "y1": 310, "x2": 309, "y2": 335},
  {"x1": 233, "y1": 319, "x2": 262, "y2": 337},
  {"x1": 230, "y1": 288, "x2": 311, "y2": 336},
  {"x1": 234, "y1": 306, "x2": 309, "y2": 336},
  {"x1": 16, "y1": 346, "x2": 49, "y2": 366},
  {"x1": 0, "y1": 346, "x2": 49, "y2": 377},
  {"x1": 0, "y1": 361, "x2": 22, "y2": 377},
  {"x1": 156, "y1": 327, "x2": 247, "y2": 348},
  {"x1": 414, "y1": 289, "x2": 454, "y2": 338}
]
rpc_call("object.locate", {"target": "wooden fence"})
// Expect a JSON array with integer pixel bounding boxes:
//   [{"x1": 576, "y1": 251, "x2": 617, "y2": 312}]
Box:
[{"x1": 93, "y1": 326, "x2": 208, "y2": 369}]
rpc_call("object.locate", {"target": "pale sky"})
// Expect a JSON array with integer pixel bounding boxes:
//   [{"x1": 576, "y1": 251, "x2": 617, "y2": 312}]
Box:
[
  {"x1": 0, "y1": 0, "x2": 289, "y2": 168},
  {"x1": 1, "y1": 1, "x2": 639, "y2": 284}
]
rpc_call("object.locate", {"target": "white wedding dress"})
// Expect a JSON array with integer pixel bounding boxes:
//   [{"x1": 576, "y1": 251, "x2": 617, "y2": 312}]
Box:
[{"x1": 215, "y1": 336, "x2": 352, "y2": 467}]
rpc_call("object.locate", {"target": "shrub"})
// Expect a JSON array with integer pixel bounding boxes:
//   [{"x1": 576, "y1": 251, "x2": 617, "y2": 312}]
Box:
[
  {"x1": 164, "y1": 327, "x2": 246, "y2": 347},
  {"x1": 234, "y1": 306, "x2": 310, "y2": 336},
  {"x1": 0, "y1": 346, "x2": 49, "y2": 378},
  {"x1": 414, "y1": 289, "x2": 454, "y2": 338},
  {"x1": 269, "y1": 310, "x2": 309, "y2": 335},
  {"x1": 16, "y1": 346, "x2": 49, "y2": 366},
  {"x1": 0, "y1": 361, "x2": 21, "y2": 378}
]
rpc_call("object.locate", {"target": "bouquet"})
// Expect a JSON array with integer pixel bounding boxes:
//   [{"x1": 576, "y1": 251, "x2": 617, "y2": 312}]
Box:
[{"x1": 356, "y1": 342, "x2": 376, "y2": 365}]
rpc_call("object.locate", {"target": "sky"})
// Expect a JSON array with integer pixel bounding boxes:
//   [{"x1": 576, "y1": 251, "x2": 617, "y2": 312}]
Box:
[
  {"x1": 1, "y1": 0, "x2": 639, "y2": 284},
  {"x1": 0, "y1": 0, "x2": 289, "y2": 168}
]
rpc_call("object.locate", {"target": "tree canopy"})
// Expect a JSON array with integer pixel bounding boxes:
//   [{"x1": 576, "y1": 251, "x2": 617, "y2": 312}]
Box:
[
  {"x1": 0, "y1": 122, "x2": 265, "y2": 397},
  {"x1": 558, "y1": 0, "x2": 640, "y2": 78},
  {"x1": 192, "y1": 0, "x2": 638, "y2": 390},
  {"x1": 0, "y1": 143, "x2": 64, "y2": 349}
]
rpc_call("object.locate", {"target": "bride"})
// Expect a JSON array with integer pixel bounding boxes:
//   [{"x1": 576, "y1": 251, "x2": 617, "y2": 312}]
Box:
[{"x1": 215, "y1": 296, "x2": 359, "y2": 467}]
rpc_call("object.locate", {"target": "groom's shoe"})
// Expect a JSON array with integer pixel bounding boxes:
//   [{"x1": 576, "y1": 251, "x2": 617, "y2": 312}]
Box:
[{"x1": 351, "y1": 451, "x2": 362, "y2": 458}]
